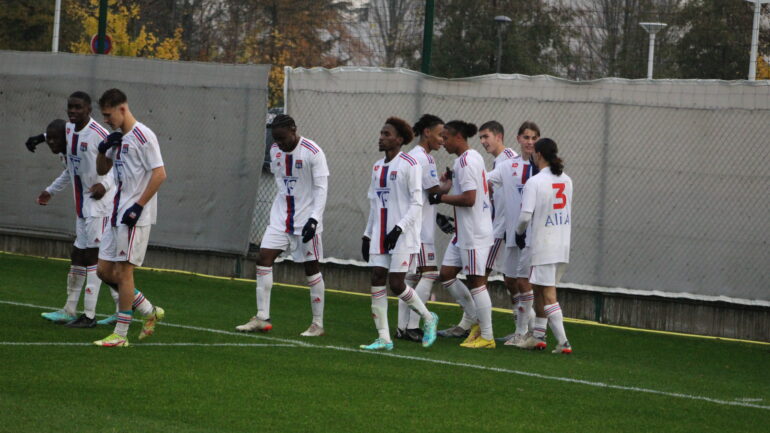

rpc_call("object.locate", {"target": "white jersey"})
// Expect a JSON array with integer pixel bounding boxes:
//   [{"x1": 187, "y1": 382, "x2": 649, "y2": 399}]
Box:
[
  {"x1": 520, "y1": 166, "x2": 573, "y2": 265},
  {"x1": 105, "y1": 121, "x2": 164, "y2": 227},
  {"x1": 487, "y1": 155, "x2": 537, "y2": 247},
  {"x1": 489, "y1": 148, "x2": 518, "y2": 238},
  {"x1": 407, "y1": 145, "x2": 439, "y2": 245},
  {"x1": 268, "y1": 137, "x2": 329, "y2": 235},
  {"x1": 46, "y1": 118, "x2": 115, "y2": 218},
  {"x1": 451, "y1": 149, "x2": 493, "y2": 250},
  {"x1": 364, "y1": 151, "x2": 423, "y2": 255}
]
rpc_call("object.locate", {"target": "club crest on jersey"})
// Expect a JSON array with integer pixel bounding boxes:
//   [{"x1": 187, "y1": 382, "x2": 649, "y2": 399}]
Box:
[
  {"x1": 276, "y1": 152, "x2": 282, "y2": 158},
  {"x1": 389, "y1": 171, "x2": 398, "y2": 180},
  {"x1": 295, "y1": 160, "x2": 303, "y2": 169},
  {"x1": 427, "y1": 252, "x2": 435, "y2": 260},
  {"x1": 121, "y1": 143, "x2": 129, "y2": 154},
  {"x1": 512, "y1": 162, "x2": 519, "y2": 168},
  {"x1": 80, "y1": 142, "x2": 88, "y2": 152}
]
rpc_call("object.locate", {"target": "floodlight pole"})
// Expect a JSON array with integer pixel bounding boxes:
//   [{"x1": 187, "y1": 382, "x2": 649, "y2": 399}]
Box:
[
  {"x1": 747, "y1": 0, "x2": 769, "y2": 81},
  {"x1": 494, "y1": 15, "x2": 512, "y2": 74},
  {"x1": 640, "y1": 22, "x2": 667, "y2": 79},
  {"x1": 52, "y1": 0, "x2": 62, "y2": 52}
]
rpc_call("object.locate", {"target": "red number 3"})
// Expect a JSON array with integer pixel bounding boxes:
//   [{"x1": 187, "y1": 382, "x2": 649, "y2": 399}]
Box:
[{"x1": 552, "y1": 183, "x2": 566, "y2": 209}]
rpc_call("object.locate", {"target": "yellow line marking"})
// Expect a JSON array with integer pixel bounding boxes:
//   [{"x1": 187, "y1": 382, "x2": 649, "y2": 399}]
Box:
[{"x1": 2, "y1": 250, "x2": 767, "y2": 346}]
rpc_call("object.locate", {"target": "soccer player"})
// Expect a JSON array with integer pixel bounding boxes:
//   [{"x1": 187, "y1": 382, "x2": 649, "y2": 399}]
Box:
[
  {"x1": 487, "y1": 121, "x2": 541, "y2": 345},
  {"x1": 514, "y1": 138, "x2": 573, "y2": 354},
  {"x1": 360, "y1": 117, "x2": 439, "y2": 351},
  {"x1": 28, "y1": 92, "x2": 118, "y2": 328},
  {"x1": 93, "y1": 88, "x2": 167, "y2": 347},
  {"x1": 429, "y1": 120, "x2": 495, "y2": 349},
  {"x1": 236, "y1": 114, "x2": 328, "y2": 337},
  {"x1": 395, "y1": 114, "x2": 447, "y2": 343}
]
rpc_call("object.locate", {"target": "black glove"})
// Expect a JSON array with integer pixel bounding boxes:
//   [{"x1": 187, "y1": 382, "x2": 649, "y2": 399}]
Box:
[
  {"x1": 436, "y1": 213, "x2": 455, "y2": 234},
  {"x1": 361, "y1": 236, "x2": 370, "y2": 262},
  {"x1": 428, "y1": 192, "x2": 443, "y2": 205},
  {"x1": 99, "y1": 131, "x2": 123, "y2": 153},
  {"x1": 384, "y1": 226, "x2": 402, "y2": 251},
  {"x1": 515, "y1": 232, "x2": 526, "y2": 250},
  {"x1": 121, "y1": 202, "x2": 144, "y2": 227},
  {"x1": 445, "y1": 167, "x2": 453, "y2": 180},
  {"x1": 26, "y1": 134, "x2": 46, "y2": 152},
  {"x1": 301, "y1": 218, "x2": 318, "y2": 243}
]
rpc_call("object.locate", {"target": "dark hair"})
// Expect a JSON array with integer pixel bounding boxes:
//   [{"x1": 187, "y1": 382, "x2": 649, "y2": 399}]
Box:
[
  {"x1": 413, "y1": 114, "x2": 444, "y2": 136},
  {"x1": 445, "y1": 120, "x2": 478, "y2": 139},
  {"x1": 534, "y1": 138, "x2": 564, "y2": 175},
  {"x1": 386, "y1": 116, "x2": 414, "y2": 145},
  {"x1": 517, "y1": 121, "x2": 540, "y2": 137},
  {"x1": 47, "y1": 118, "x2": 66, "y2": 132},
  {"x1": 479, "y1": 120, "x2": 504, "y2": 137},
  {"x1": 98, "y1": 88, "x2": 127, "y2": 108},
  {"x1": 270, "y1": 114, "x2": 296, "y2": 130},
  {"x1": 69, "y1": 91, "x2": 92, "y2": 107}
]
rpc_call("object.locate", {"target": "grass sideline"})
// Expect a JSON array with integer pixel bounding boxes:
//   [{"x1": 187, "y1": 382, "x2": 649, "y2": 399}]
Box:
[{"x1": 0, "y1": 253, "x2": 767, "y2": 432}]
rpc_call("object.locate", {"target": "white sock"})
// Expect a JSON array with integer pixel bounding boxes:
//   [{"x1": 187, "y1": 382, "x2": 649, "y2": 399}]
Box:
[
  {"x1": 516, "y1": 291, "x2": 535, "y2": 335},
  {"x1": 371, "y1": 286, "x2": 390, "y2": 342},
  {"x1": 442, "y1": 278, "x2": 476, "y2": 328},
  {"x1": 533, "y1": 317, "x2": 548, "y2": 339},
  {"x1": 64, "y1": 265, "x2": 86, "y2": 315},
  {"x1": 398, "y1": 286, "x2": 432, "y2": 322},
  {"x1": 405, "y1": 273, "x2": 419, "y2": 288},
  {"x1": 114, "y1": 310, "x2": 133, "y2": 337},
  {"x1": 407, "y1": 271, "x2": 437, "y2": 329},
  {"x1": 397, "y1": 299, "x2": 410, "y2": 331},
  {"x1": 470, "y1": 285, "x2": 493, "y2": 340},
  {"x1": 83, "y1": 265, "x2": 101, "y2": 319},
  {"x1": 256, "y1": 266, "x2": 273, "y2": 320},
  {"x1": 109, "y1": 287, "x2": 120, "y2": 313},
  {"x1": 545, "y1": 302, "x2": 568, "y2": 345},
  {"x1": 132, "y1": 289, "x2": 154, "y2": 316},
  {"x1": 307, "y1": 273, "x2": 324, "y2": 327}
]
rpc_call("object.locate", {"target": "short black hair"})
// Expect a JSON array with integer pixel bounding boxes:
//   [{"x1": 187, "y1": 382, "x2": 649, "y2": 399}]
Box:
[
  {"x1": 270, "y1": 114, "x2": 297, "y2": 130},
  {"x1": 479, "y1": 120, "x2": 504, "y2": 136},
  {"x1": 413, "y1": 114, "x2": 444, "y2": 136},
  {"x1": 445, "y1": 120, "x2": 478, "y2": 139},
  {"x1": 98, "y1": 88, "x2": 127, "y2": 108},
  {"x1": 69, "y1": 91, "x2": 92, "y2": 107},
  {"x1": 385, "y1": 116, "x2": 414, "y2": 145},
  {"x1": 47, "y1": 118, "x2": 66, "y2": 133}
]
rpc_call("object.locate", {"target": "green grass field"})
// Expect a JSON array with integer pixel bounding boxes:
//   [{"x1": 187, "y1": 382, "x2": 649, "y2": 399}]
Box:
[{"x1": 0, "y1": 252, "x2": 767, "y2": 433}]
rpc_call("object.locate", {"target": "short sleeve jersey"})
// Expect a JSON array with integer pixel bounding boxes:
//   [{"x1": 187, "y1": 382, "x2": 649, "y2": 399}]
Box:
[
  {"x1": 366, "y1": 152, "x2": 423, "y2": 255},
  {"x1": 520, "y1": 167, "x2": 573, "y2": 265},
  {"x1": 451, "y1": 149, "x2": 493, "y2": 250},
  {"x1": 64, "y1": 118, "x2": 115, "y2": 218},
  {"x1": 106, "y1": 122, "x2": 164, "y2": 227},
  {"x1": 487, "y1": 155, "x2": 537, "y2": 247},
  {"x1": 489, "y1": 148, "x2": 518, "y2": 238},
  {"x1": 268, "y1": 137, "x2": 329, "y2": 235},
  {"x1": 407, "y1": 145, "x2": 439, "y2": 245}
]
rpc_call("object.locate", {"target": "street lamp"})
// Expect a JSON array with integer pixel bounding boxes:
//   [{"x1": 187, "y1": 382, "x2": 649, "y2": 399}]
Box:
[
  {"x1": 494, "y1": 15, "x2": 512, "y2": 74},
  {"x1": 746, "y1": 0, "x2": 769, "y2": 81},
  {"x1": 640, "y1": 22, "x2": 667, "y2": 79}
]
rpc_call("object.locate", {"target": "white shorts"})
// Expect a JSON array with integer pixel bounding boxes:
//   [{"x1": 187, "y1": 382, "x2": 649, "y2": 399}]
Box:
[
  {"x1": 261, "y1": 225, "x2": 322, "y2": 263},
  {"x1": 485, "y1": 238, "x2": 507, "y2": 273},
  {"x1": 529, "y1": 262, "x2": 568, "y2": 287},
  {"x1": 74, "y1": 216, "x2": 110, "y2": 249},
  {"x1": 99, "y1": 224, "x2": 151, "y2": 267},
  {"x1": 441, "y1": 242, "x2": 489, "y2": 276},
  {"x1": 501, "y1": 246, "x2": 520, "y2": 278},
  {"x1": 516, "y1": 247, "x2": 532, "y2": 278},
  {"x1": 415, "y1": 243, "x2": 437, "y2": 268},
  {"x1": 369, "y1": 252, "x2": 415, "y2": 273}
]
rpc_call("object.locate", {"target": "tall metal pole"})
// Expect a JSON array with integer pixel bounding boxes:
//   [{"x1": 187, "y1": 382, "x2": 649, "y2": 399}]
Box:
[
  {"x1": 420, "y1": 0, "x2": 435, "y2": 74},
  {"x1": 496, "y1": 26, "x2": 503, "y2": 73},
  {"x1": 647, "y1": 32, "x2": 656, "y2": 79},
  {"x1": 748, "y1": 0, "x2": 762, "y2": 80},
  {"x1": 52, "y1": 0, "x2": 62, "y2": 52},
  {"x1": 97, "y1": 0, "x2": 109, "y2": 54}
]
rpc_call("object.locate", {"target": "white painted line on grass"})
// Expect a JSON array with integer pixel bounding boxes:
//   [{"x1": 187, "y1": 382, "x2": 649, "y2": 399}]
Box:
[
  {"x1": 2, "y1": 298, "x2": 768, "y2": 411},
  {"x1": 0, "y1": 341, "x2": 298, "y2": 348}
]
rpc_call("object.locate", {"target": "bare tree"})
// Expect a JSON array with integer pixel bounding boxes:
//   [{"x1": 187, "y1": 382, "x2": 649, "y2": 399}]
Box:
[{"x1": 351, "y1": 0, "x2": 424, "y2": 67}]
